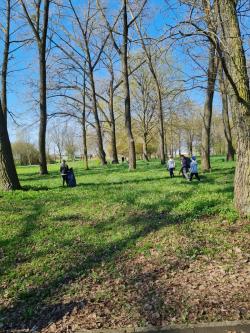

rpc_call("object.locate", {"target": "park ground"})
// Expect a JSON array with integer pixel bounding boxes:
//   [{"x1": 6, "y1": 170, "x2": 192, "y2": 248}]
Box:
[{"x1": 0, "y1": 157, "x2": 249, "y2": 332}]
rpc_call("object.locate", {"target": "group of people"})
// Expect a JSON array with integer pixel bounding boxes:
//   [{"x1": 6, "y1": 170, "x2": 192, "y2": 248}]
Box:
[
  {"x1": 60, "y1": 155, "x2": 200, "y2": 187},
  {"x1": 167, "y1": 154, "x2": 201, "y2": 181}
]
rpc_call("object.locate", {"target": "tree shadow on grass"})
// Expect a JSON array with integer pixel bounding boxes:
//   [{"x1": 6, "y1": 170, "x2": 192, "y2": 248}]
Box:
[
  {"x1": 0, "y1": 188, "x2": 191, "y2": 330},
  {"x1": 0, "y1": 183, "x2": 227, "y2": 332},
  {"x1": 0, "y1": 161, "x2": 236, "y2": 332},
  {"x1": 18, "y1": 170, "x2": 60, "y2": 182},
  {"x1": 0, "y1": 204, "x2": 45, "y2": 276},
  {"x1": 22, "y1": 185, "x2": 49, "y2": 191}
]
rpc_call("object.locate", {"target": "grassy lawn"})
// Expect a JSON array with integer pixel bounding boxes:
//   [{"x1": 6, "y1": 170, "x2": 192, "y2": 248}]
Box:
[{"x1": 0, "y1": 157, "x2": 249, "y2": 332}]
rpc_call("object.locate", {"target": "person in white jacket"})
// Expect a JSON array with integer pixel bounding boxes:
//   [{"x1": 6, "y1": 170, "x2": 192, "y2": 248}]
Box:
[{"x1": 167, "y1": 156, "x2": 175, "y2": 178}]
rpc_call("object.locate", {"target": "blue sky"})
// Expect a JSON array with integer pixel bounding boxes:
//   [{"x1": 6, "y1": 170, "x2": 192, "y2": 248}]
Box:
[{"x1": 1, "y1": 0, "x2": 249, "y2": 144}]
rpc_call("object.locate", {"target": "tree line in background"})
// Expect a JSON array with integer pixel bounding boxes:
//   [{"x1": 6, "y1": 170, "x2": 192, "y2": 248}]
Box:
[{"x1": 0, "y1": 0, "x2": 249, "y2": 216}]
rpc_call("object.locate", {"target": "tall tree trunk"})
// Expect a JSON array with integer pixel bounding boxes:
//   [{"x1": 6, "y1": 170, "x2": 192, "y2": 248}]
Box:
[
  {"x1": 0, "y1": 102, "x2": 20, "y2": 190},
  {"x1": 59, "y1": 151, "x2": 62, "y2": 163},
  {"x1": 82, "y1": 78, "x2": 89, "y2": 170},
  {"x1": 122, "y1": 0, "x2": 136, "y2": 170},
  {"x1": 1, "y1": 0, "x2": 10, "y2": 124},
  {"x1": 38, "y1": 47, "x2": 48, "y2": 174},
  {"x1": 84, "y1": 36, "x2": 106, "y2": 165},
  {"x1": 201, "y1": 42, "x2": 217, "y2": 171},
  {"x1": 178, "y1": 131, "x2": 181, "y2": 156},
  {"x1": 109, "y1": 79, "x2": 119, "y2": 164},
  {"x1": 217, "y1": 0, "x2": 250, "y2": 216},
  {"x1": 156, "y1": 84, "x2": 165, "y2": 164},
  {"x1": 218, "y1": 64, "x2": 235, "y2": 161},
  {"x1": 132, "y1": 16, "x2": 165, "y2": 164},
  {"x1": 20, "y1": 0, "x2": 50, "y2": 175},
  {"x1": 89, "y1": 69, "x2": 107, "y2": 165},
  {"x1": 142, "y1": 133, "x2": 149, "y2": 161},
  {"x1": 188, "y1": 136, "x2": 193, "y2": 156}
]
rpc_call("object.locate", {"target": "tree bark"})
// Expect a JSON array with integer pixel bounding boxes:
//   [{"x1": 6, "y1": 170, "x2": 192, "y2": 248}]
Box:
[
  {"x1": 20, "y1": 0, "x2": 50, "y2": 175},
  {"x1": 142, "y1": 133, "x2": 149, "y2": 161},
  {"x1": 201, "y1": 42, "x2": 217, "y2": 171},
  {"x1": 218, "y1": 63, "x2": 235, "y2": 161},
  {"x1": 82, "y1": 75, "x2": 89, "y2": 170},
  {"x1": 1, "y1": 0, "x2": 10, "y2": 124},
  {"x1": 38, "y1": 46, "x2": 48, "y2": 174},
  {"x1": 109, "y1": 77, "x2": 119, "y2": 164},
  {"x1": 122, "y1": 0, "x2": 136, "y2": 170},
  {"x1": 132, "y1": 15, "x2": 165, "y2": 164},
  {"x1": 89, "y1": 69, "x2": 107, "y2": 165},
  {"x1": 0, "y1": 101, "x2": 20, "y2": 190},
  {"x1": 188, "y1": 136, "x2": 193, "y2": 156},
  {"x1": 83, "y1": 29, "x2": 106, "y2": 165},
  {"x1": 217, "y1": 0, "x2": 250, "y2": 216},
  {"x1": 156, "y1": 83, "x2": 165, "y2": 164}
]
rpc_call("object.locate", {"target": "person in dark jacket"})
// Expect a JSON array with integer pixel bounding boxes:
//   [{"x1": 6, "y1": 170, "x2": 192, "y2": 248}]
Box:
[
  {"x1": 180, "y1": 154, "x2": 191, "y2": 180},
  {"x1": 60, "y1": 160, "x2": 69, "y2": 186}
]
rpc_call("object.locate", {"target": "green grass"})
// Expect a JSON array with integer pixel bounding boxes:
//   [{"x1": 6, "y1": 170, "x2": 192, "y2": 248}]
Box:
[{"x1": 0, "y1": 157, "x2": 249, "y2": 330}]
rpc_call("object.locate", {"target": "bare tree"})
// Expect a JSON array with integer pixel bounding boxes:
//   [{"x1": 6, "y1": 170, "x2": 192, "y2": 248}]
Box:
[
  {"x1": 20, "y1": 0, "x2": 50, "y2": 174},
  {"x1": 131, "y1": 65, "x2": 157, "y2": 161},
  {"x1": 49, "y1": 122, "x2": 65, "y2": 162},
  {"x1": 97, "y1": 0, "x2": 148, "y2": 170},
  {"x1": 130, "y1": 13, "x2": 166, "y2": 165},
  {"x1": 98, "y1": 50, "x2": 120, "y2": 164},
  {"x1": 50, "y1": 0, "x2": 109, "y2": 165}
]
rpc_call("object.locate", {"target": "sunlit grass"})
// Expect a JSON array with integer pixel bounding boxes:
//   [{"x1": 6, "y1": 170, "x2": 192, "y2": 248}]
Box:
[{"x1": 0, "y1": 156, "x2": 248, "y2": 328}]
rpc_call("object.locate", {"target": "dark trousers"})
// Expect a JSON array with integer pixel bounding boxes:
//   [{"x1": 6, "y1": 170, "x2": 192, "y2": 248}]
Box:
[
  {"x1": 62, "y1": 175, "x2": 68, "y2": 186},
  {"x1": 190, "y1": 172, "x2": 200, "y2": 181},
  {"x1": 169, "y1": 168, "x2": 174, "y2": 178}
]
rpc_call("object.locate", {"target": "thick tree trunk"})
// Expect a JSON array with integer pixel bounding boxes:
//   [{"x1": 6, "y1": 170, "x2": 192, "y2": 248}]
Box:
[
  {"x1": 1, "y1": 0, "x2": 10, "y2": 124},
  {"x1": 122, "y1": 0, "x2": 136, "y2": 170},
  {"x1": 218, "y1": 0, "x2": 250, "y2": 216},
  {"x1": 232, "y1": 85, "x2": 250, "y2": 214},
  {"x1": 109, "y1": 81, "x2": 119, "y2": 164},
  {"x1": 201, "y1": 42, "x2": 217, "y2": 171},
  {"x1": 218, "y1": 64, "x2": 235, "y2": 161},
  {"x1": 0, "y1": 102, "x2": 20, "y2": 190}
]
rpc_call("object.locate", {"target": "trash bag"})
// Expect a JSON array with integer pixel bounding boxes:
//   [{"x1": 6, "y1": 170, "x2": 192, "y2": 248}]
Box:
[{"x1": 67, "y1": 168, "x2": 76, "y2": 187}]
